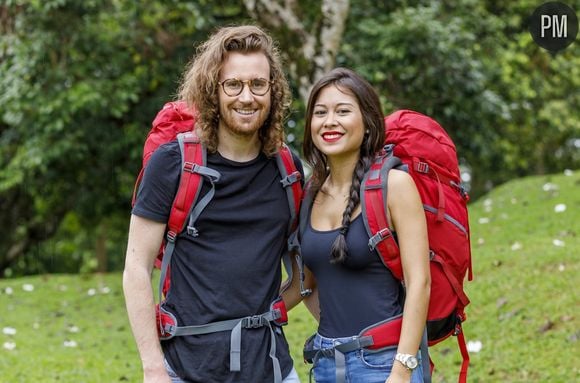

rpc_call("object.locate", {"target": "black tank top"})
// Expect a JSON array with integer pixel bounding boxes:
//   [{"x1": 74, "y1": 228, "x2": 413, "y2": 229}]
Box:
[{"x1": 302, "y1": 212, "x2": 403, "y2": 338}]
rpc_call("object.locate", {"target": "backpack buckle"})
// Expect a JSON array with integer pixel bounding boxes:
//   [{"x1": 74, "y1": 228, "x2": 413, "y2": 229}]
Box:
[
  {"x1": 243, "y1": 315, "x2": 265, "y2": 329},
  {"x1": 368, "y1": 228, "x2": 392, "y2": 251},
  {"x1": 415, "y1": 161, "x2": 429, "y2": 174},
  {"x1": 280, "y1": 171, "x2": 301, "y2": 187},
  {"x1": 166, "y1": 231, "x2": 177, "y2": 243},
  {"x1": 186, "y1": 226, "x2": 199, "y2": 237},
  {"x1": 183, "y1": 162, "x2": 199, "y2": 173}
]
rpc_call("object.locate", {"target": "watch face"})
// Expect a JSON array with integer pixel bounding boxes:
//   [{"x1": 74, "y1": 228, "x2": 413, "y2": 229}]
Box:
[{"x1": 406, "y1": 356, "x2": 418, "y2": 369}]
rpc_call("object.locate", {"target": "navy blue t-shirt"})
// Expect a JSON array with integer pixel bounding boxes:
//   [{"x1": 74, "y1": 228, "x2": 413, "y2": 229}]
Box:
[
  {"x1": 301, "y1": 211, "x2": 403, "y2": 338},
  {"x1": 133, "y1": 140, "x2": 302, "y2": 382}
]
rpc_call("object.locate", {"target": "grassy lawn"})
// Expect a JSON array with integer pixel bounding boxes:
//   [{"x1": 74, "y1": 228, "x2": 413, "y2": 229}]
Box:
[{"x1": 1, "y1": 171, "x2": 578, "y2": 382}]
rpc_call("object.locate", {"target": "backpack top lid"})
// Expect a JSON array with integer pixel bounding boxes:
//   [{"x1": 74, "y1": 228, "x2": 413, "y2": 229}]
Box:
[
  {"x1": 143, "y1": 101, "x2": 196, "y2": 167},
  {"x1": 385, "y1": 109, "x2": 460, "y2": 179}
]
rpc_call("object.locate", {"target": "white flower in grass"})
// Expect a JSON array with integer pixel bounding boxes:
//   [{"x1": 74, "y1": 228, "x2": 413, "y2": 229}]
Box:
[
  {"x1": 22, "y1": 284, "x2": 34, "y2": 292},
  {"x1": 564, "y1": 169, "x2": 573, "y2": 176},
  {"x1": 542, "y1": 183, "x2": 559, "y2": 192},
  {"x1": 33, "y1": 322, "x2": 40, "y2": 330},
  {"x1": 552, "y1": 239, "x2": 565, "y2": 247},
  {"x1": 87, "y1": 288, "x2": 97, "y2": 296},
  {"x1": 466, "y1": 340, "x2": 483, "y2": 353},
  {"x1": 4, "y1": 287, "x2": 13, "y2": 295},
  {"x1": 100, "y1": 286, "x2": 111, "y2": 294},
  {"x1": 3, "y1": 341, "x2": 16, "y2": 351},
  {"x1": 558, "y1": 264, "x2": 566, "y2": 272},
  {"x1": 511, "y1": 242, "x2": 522, "y2": 251},
  {"x1": 478, "y1": 217, "x2": 490, "y2": 224},
  {"x1": 483, "y1": 199, "x2": 493, "y2": 212},
  {"x1": 2, "y1": 327, "x2": 16, "y2": 336},
  {"x1": 63, "y1": 340, "x2": 78, "y2": 348},
  {"x1": 554, "y1": 204, "x2": 566, "y2": 213},
  {"x1": 68, "y1": 325, "x2": 80, "y2": 333}
]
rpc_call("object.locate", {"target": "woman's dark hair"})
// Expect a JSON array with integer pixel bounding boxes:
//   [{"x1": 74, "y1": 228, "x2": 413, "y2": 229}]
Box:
[{"x1": 303, "y1": 68, "x2": 385, "y2": 263}]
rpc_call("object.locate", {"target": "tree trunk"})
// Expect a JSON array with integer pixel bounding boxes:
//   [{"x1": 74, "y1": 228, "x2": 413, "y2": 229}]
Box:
[{"x1": 243, "y1": 0, "x2": 350, "y2": 104}]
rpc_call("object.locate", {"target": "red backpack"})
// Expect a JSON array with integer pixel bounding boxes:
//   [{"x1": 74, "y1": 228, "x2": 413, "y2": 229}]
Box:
[
  {"x1": 132, "y1": 101, "x2": 303, "y2": 338},
  {"x1": 295, "y1": 109, "x2": 472, "y2": 383},
  {"x1": 365, "y1": 110, "x2": 472, "y2": 382}
]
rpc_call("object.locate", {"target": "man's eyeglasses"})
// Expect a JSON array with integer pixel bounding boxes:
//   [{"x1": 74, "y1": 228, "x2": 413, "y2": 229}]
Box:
[{"x1": 218, "y1": 78, "x2": 272, "y2": 97}]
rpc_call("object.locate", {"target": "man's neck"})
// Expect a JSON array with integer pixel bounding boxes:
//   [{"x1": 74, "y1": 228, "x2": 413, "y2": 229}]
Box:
[{"x1": 216, "y1": 128, "x2": 262, "y2": 162}]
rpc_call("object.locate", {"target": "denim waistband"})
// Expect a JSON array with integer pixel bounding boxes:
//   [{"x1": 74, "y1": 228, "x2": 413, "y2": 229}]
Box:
[{"x1": 313, "y1": 332, "x2": 361, "y2": 350}]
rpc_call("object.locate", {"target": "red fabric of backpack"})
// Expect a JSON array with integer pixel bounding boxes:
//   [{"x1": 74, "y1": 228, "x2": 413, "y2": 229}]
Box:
[
  {"x1": 132, "y1": 101, "x2": 303, "y2": 337},
  {"x1": 362, "y1": 109, "x2": 473, "y2": 383}
]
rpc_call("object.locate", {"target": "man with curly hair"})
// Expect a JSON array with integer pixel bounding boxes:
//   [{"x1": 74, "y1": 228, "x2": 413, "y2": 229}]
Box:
[{"x1": 123, "y1": 25, "x2": 303, "y2": 383}]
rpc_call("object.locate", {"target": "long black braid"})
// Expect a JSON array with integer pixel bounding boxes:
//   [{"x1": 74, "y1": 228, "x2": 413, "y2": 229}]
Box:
[{"x1": 330, "y1": 156, "x2": 373, "y2": 263}]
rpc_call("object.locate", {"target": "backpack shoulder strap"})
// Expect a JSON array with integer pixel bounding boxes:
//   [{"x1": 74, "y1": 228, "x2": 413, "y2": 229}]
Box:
[
  {"x1": 157, "y1": 131, "x2": 206, "y2": 303},
  {"x1": 361, "y1": 148, "x2": 405, "y2": 281},
  {"x1": 276, "y1": 145, "x2": 303, "y2": 293},
  {"x1": 158, "y1": 131, "x2": 221, "y2": 302},
  {"x1": 275, "y1": 144, "x2": 303, "y2": 234},
  {"x1": 286, "y1": 180, "x2": 314, "y2": 297},
  {"x1": 165, "y1": 131, "x2": 206, "y2": 240}
]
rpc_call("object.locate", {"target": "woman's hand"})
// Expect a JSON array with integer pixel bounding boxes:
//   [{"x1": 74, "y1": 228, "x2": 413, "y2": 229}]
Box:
[{"x1": 385, "y1": 362, "x2": 412, "y2": 383}]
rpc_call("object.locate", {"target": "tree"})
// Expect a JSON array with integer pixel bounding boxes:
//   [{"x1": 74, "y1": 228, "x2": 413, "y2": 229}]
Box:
[
  {"x1": 1, "y1": 0, "x2": 577, "y2": 275},
  {"x1": 336, "y1": 0, "x2": 578, "y2": 194},
  {"x1": 243, "y1": 0, "x2": 350, "y2": 103},
  {"x1": 0, "y1": 0, "x2": 247, "y2": 275}
]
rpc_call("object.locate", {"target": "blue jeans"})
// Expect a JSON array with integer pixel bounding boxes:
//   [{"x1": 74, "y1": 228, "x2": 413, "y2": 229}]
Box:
[
  {"x1": 310, "y1": 333, "x2": 424, "y2": 383},
  {"x1": 164, "y1": 358, "x2": 301, "y2": 382}
]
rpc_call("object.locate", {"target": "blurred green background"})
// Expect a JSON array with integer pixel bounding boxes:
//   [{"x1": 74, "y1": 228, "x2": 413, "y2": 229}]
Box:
[{"x1": 0, "y1": 0, "x2": 578, "y2": 381}]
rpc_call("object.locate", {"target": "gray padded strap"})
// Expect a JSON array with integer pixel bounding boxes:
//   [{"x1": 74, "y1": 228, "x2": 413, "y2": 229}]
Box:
[
  {"x1": 335, "y1": 350, "x2": 346, "y2": 383},
  {"x1": 230, "y1": 320, "x2": 243, "y2": 371},
  {"x1": 186, "y1": 165, "x2": 221, "y2": 237},
  {"x1": 158, "y1": 239, "x2": 175, "y2": 306},
  {"x1": 289, "y1": 186, "x2": 315, "y2": 296},
  {"x1": 170, "y1": 310, "x2": 279, "y2": 337},
  {"x1": 421, "y1": 328, "x2": 432, "y2": 383},
  {"x1": 266, "y1": 321, "x2": 282, "y2": 383}
]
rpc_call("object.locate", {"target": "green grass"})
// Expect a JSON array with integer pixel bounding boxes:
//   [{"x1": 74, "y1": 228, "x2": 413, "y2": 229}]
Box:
[{"x1": 1, "y1": 171, "x2": 578, "y2": 382}]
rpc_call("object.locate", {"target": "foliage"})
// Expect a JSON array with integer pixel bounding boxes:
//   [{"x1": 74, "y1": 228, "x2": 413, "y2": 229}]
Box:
[
  {"x1": 0, "y1": 0, "x2": 578, "y2": 275},
  {"x1": 1, "y1": 171, "x2": 578, "y2": 381},
  {"x1": 0, "y1": 0, "x2": 246, "y2": 275},
  {"x1": 339, "y1": 0, "x2": 579, "y2": 196}
]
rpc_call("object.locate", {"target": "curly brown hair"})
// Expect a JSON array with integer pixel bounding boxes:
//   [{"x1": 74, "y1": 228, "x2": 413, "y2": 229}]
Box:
[{"x1": 177, "y1": 25, "x2": 291, "y2": 156}]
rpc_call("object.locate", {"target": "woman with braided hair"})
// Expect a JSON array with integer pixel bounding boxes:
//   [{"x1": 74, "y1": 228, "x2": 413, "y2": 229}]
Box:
[{"x1": 296, "y1": 68, "x2": 430, "y2": 383}]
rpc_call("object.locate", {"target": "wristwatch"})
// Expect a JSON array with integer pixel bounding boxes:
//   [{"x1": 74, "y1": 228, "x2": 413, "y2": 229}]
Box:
[{"x1": 394, "y1": 353, "x2": 419, "y2": 370}]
